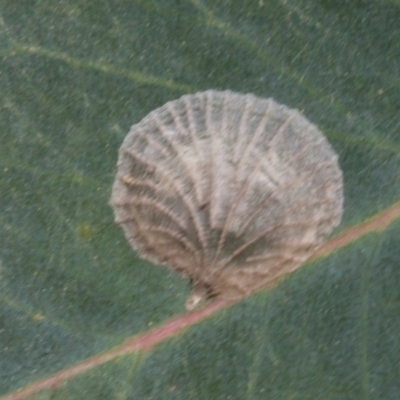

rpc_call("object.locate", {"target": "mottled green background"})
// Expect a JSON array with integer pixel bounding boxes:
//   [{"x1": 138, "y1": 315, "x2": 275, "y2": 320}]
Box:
[{"x1": 0, "y1": 0, "x2": 399, "y2": 398}]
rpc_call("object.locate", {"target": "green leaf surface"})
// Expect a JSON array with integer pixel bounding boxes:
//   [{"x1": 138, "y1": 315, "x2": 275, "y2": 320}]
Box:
[{"x1": 0, "y1": 0, "x2": 399, "y2": 398}]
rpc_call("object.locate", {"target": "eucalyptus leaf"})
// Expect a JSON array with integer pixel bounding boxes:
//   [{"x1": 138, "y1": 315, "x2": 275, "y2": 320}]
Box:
[{"x1": 0, "y1": 0, "x2": 399, "y2": 398}]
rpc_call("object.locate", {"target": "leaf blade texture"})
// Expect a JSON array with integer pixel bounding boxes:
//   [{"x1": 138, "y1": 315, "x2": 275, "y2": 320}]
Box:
[{"x1": 0, "y1": 0, "x2": 399, "y2": 398}]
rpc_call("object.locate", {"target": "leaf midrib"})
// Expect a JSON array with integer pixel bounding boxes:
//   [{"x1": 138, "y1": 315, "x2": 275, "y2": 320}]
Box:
[{"x1": 2, "y1": 200, "x2": 400, "y2": 400}]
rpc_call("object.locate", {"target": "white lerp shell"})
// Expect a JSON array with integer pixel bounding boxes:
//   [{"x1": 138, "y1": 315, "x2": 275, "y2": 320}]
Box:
[{"x1": 111, "y1": 90, "x2": 343, "y2": 309}]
